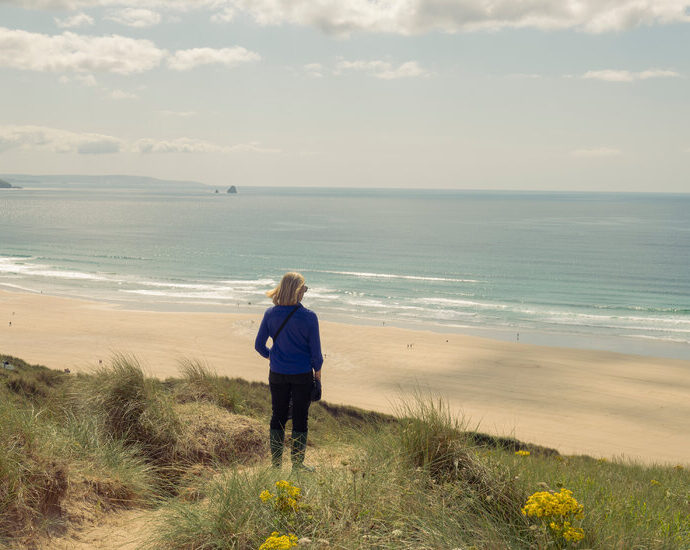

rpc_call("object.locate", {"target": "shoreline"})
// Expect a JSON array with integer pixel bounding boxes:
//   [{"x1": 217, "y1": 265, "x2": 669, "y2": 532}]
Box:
[
  {"x1": 2, "y1": 281, "x2": 689, "y2": 362},
  {"x1": 1, "y1": 289, "x2": 689, "y2": 465}
]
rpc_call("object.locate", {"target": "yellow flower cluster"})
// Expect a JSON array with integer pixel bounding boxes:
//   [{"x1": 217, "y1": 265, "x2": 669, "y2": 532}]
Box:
[
  {"x1": 522, "y1": 488, "x2": 585, "y2": 545},
  {"x1": 515, "y1": 450, "x2": 531, "y2": 457},
  {"x1": 259, "y1": 480, "x2": 302, "y2": 514},
  {"x1": 522, "y1": 488, "x2": 584, "y2": 519},
  {"x1": 650, "y1": 479, "x2": 661, "y2": 487},
  {"x1": 549, "y1": 520, "x2": 585, "y2": 542},
  {"x1": 258, "y1": 531, "x2": 298, "y2": 550}
]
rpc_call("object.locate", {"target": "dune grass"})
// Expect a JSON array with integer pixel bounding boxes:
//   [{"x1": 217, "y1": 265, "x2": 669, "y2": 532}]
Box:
[
  {"x1": 1, "y1": 353, "x2": 688, "y2": 549},
  {"x1": 486, "y1": 449, "x2": 690, "y2": 548}
]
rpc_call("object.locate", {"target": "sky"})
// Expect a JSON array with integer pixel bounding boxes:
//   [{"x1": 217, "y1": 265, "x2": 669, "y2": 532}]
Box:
[{"x1": 0, "y1": 1, "x2": 689, "y2": 191}]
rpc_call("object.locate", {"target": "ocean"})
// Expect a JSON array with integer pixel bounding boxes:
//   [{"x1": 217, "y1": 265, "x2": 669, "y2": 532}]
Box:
[{"x1": 1, "y1": 184, "x2": 689, "y2": 359}]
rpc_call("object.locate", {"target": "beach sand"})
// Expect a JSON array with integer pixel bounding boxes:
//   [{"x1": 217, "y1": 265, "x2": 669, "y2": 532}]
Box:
[{"x1": 1, "y1": 290, "x2": 688, "y2": 465}]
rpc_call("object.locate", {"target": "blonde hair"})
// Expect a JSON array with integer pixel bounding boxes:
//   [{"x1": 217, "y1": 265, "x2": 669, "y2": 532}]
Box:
[{"x1": 267, "y1": 272, "x2": 306, "y2": 306}]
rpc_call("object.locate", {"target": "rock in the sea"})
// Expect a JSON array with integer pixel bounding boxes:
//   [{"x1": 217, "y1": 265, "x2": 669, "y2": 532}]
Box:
[{"x1": 227, "y1": 185, "x2": 237, "y2": 194}]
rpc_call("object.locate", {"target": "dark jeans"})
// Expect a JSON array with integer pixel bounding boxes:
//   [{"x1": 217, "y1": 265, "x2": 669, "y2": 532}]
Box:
[{"x1": 269, "y1": 371, "x2": 313, "y2": 433}]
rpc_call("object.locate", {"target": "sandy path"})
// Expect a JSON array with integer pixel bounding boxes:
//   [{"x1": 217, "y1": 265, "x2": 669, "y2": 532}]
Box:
[
  {"x1": 41, "y1": 509, "x2": 161, "y2": 550},
  {"x1": 1, "y1": 290, "x2": 689, "y2": 464}
]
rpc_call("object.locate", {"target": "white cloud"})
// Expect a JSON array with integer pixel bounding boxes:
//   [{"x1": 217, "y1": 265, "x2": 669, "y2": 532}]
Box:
[
  {"x1": 0, "y1": 124, "x2": 124, "y2": 154},
  {"x1": 226, "y1": 141, "x2": 281, "y2": 153},
  {"x1": 157, "y1": 110, "x2": 197, "y2": 117},
  {"x1": 210, "y1": 7, "x2": 235, "y2": 23},
  {"x1": 7, "y1": 0, "x2": 690, "y2": 34},
  {"x1": 376, "y1": 61, "x2": 428, "y2": 79},
  {"x1": 582, "y1": 69, "x2": 681, "y2": 82},
  {"x1": 0, "y1": 27, "x2": 258, "y2": 76},
  {"x1": 228, "y1": 0, "x2": 690, "y2": 35},
  {"x1": 571, "y1": 147, "x2": 622, "y2": 158},
  {"x1": 59, "y1": 73, "x2": 98, "y2": 86},
  {"x1": 76, "y1": 73, "x2": 98, "y2": 86},
  {"x1": 105, "y1": 8, "x2": 161, "y2": 27},
  {"x1": 134, "y1": 137, "x2": 279, "y2": 153},
  {"x1": 303, "y1": 63, "x2": 324, "y2": 78},
  {"x1": 0, "y1": 27, "x2": 166, "y2": 74},
  {"x1": 335, "y1": 59, "x2": 429, "y2": 79},
  {"x1": 108, "y1": 88, "x2": 138, "y2": 99},
  {"x1": 76, "y1": 138, "x2": 122, "y2": 154},
  {"x1": 505, "y1": 73, "x2": 543, "y2": 79},
  {"x1": 0, "y1": 124, "x2": 280, "y2": 155},
  {"x1": 2, "y1": 0, "x2": 223, "y2": 10},
  {"x1": 55, "y1": 12, "x2": 94, "y2": 28},
  {"x1": 134, "y1": 137, "x2": 224, "y2": 153},
  {"x1": 167, "y1": 46, "x2": 260, "y2": 71}
]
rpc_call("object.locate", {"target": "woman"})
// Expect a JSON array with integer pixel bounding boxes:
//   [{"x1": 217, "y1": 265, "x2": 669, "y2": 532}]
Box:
[{"x1": 255, "y1": 272, "x2": 323, "y2": 470}]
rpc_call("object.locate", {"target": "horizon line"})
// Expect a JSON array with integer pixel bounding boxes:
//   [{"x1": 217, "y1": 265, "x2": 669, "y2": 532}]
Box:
[{"x1": 2, "y1": 173, "x2": 689, "y2": 196}]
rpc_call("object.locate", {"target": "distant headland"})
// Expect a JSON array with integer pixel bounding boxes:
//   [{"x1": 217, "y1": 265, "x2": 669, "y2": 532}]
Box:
[
  {"x1": 0, "y1": 174, "x2": 207, "y2": 191},
  {"x1": 0, "y1": 178, "x2": 21, "y2": 189}
]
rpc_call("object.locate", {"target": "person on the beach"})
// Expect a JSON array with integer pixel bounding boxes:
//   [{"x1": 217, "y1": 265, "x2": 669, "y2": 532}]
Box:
[{"x1": 255, "y1": 272, "x2": 323, "y2": 471}]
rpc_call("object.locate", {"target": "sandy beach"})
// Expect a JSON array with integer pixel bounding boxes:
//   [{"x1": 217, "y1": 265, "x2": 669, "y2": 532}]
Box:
[{"x1": 1, "y1": 289, "x2": 688, "y2": 465}]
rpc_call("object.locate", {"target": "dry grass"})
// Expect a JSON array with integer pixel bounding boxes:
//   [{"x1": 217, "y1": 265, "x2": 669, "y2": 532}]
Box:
[{"x1": 174, "y1": 402, "x2": 266, "y2": 465}]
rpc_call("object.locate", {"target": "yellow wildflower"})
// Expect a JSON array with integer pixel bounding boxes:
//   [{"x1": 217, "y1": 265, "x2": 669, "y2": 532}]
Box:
[
  {"x1": 522, "y1": 488, "x2": 585, "y2": 545},
  {"x1": 563, "y1": 524, "x2": 585, "y2": 542},
  {"x1": 259, "y1": 532, "x2": 299, "y2": 550},
  {"x1": 260, "y1": 480, "x2": 303, "y2": 515},
  {"x1": 515, "y1": 450, "x2": 531, "y2": 457}
]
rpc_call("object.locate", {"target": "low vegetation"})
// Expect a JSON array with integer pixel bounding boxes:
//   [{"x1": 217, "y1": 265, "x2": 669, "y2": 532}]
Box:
[{"x1": 1, "y1": 353, "x2": 688, "y2": 549}]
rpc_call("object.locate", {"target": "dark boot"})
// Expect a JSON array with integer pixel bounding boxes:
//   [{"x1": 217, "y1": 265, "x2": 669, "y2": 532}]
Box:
[
  {"x1": 291, "y1": 431, "x2": 314, "y2": 472},
  {"x1": 270, "y1": 429, "x2": 285, "y2": 468}
]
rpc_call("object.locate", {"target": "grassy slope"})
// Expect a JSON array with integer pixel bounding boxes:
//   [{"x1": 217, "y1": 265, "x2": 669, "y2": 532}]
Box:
[{"x1": 0, "y1": 354, "x2": 688, "y2": 550}]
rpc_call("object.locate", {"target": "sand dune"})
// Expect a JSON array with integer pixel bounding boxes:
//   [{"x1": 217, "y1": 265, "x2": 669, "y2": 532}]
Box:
[{"x1": 1, "y1": 290, "x2": 688, "y2": 464}]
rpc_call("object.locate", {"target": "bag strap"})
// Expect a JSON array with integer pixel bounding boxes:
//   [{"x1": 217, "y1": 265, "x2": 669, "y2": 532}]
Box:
[{"x1": 272, "y1": 305, "x2": 300, "y2": 342}]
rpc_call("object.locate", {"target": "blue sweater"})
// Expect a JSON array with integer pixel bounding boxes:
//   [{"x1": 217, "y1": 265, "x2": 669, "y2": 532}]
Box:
[{"x1": 254, "y1": 304, "x2": 323, "y2": 375}]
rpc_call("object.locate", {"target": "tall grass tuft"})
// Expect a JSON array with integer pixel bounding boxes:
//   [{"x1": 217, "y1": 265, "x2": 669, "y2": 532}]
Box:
[
  {"x1": 396, "y1": 392, "x2": 467, "y2": 478},
  {"x1": 50, "y1": 411, "x2": 159, "y2": 506},
  {"x1": 395, "y1": 392, "x2": 528, "y2": 531},
  {"x1": 0, "y1": 389, "x2": 69, "y2": 541},
  {"x1": 76, "y1": 354, "x2": 181, "y2": 464},
  {"x1": 176, "y1": 358, "x2": 243, "y2": 412}
]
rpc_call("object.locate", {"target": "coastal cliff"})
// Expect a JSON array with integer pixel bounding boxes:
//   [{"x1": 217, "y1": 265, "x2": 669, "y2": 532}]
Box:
[{"x1": 0, "y1": 179, "x2": 20, "y2": 189}]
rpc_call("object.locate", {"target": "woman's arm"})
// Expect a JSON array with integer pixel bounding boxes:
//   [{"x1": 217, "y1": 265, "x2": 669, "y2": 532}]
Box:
[
  {"x1": 254, "y1": 313, "x2": 270, "y2": 359},
  {"x1": 309, "y1": 314, "x2": 323, "y2": 376}
]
